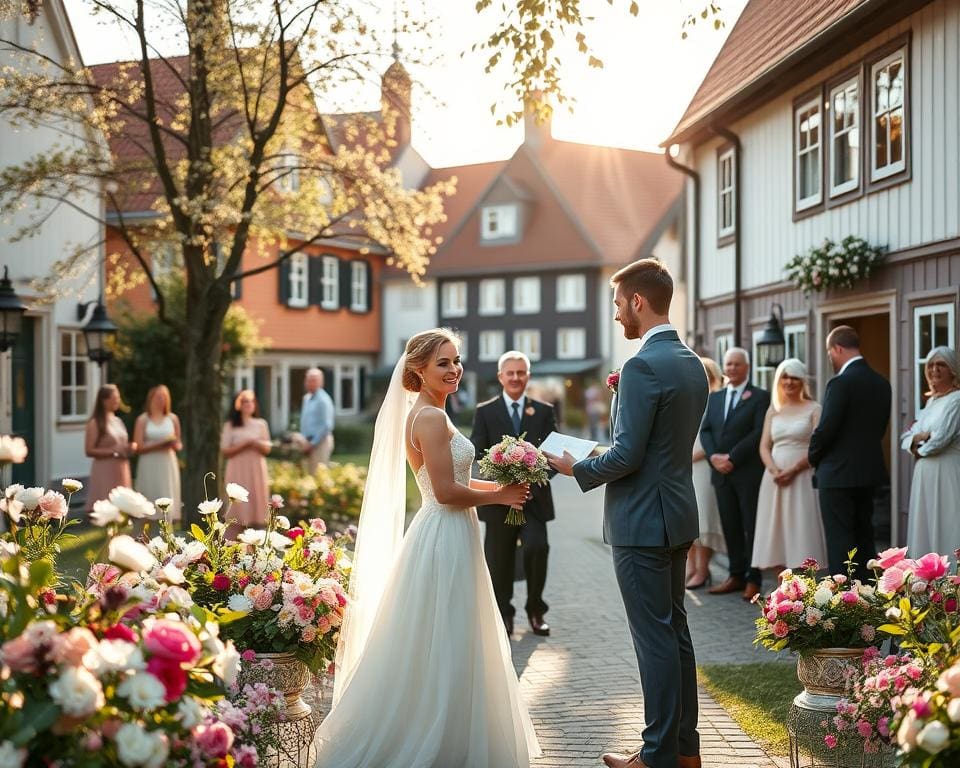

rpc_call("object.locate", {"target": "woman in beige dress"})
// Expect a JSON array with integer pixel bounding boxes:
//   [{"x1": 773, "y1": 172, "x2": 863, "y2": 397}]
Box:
[
  {"x1": 221, "y1": 389, "x2": 271, "y2": 529},
  {"x1": 751, "y1": 358, "x2": 827, "y2": 573},
  {"x1": 133, "y1": 385, "x2": 182, "y2": 522},
  {"x1": 686, "y1": 357, "x2": 726, "y2": 589},
  {"x1": 85, "y1": 384, "x2": 135, "y2": 510}
]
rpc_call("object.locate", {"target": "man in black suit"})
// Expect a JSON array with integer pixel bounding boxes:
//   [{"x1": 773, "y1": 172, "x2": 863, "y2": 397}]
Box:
[
  {"x1": 700, "y1": 347, "x2": 770, "y2": 602},
  {"x1": 809, "y1": 325, "x2": 891, "y2": 581},
  {"x1": 471, "y1": 350, "x2": 557, "y2": 637}
]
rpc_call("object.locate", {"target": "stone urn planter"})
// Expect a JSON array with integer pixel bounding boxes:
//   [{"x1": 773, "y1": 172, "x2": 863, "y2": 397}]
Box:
[{"x1": 795, "y1": 647, "x2": 864, "y2": 710}]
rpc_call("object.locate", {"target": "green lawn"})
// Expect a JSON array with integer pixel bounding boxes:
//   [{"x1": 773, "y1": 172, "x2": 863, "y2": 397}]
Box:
[
  {"x1": 57, "y1": 527, "x2": 109, "y2": 582},
  {"x1": 698, "y1": 662, "x2": 801, "y2": 756}
]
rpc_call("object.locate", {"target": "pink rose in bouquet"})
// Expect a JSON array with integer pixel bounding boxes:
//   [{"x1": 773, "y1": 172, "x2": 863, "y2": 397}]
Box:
[
  {"x1": 478, "y1": 433, "x2": 550, "y2": 525},
  {"x1": 606, "y1": 369, "x2": 620, "y2": 393}
]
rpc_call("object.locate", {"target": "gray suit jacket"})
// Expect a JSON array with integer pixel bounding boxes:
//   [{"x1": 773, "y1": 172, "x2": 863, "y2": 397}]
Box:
[{"x1": 572, "y1": 331, "x2": 708, "y2": 547}]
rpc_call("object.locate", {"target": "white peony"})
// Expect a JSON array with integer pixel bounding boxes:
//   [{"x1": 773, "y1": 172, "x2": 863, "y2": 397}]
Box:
[
  {"x1": 13, "y1": 486, "x2": 43, "y2": 510},
  {"x1": 159, "y1": 586, "x2": 193, "y2": 610},
  {"x1": 197, "y1": 499, "x2": 223, "y2": 517},
  {"x1": 108, "y1": 535, "x2": 157, "y2": 573},
  {"x1": 61, "y1": 478, "x2": 83, "y2": 494},
  {"x1": 225, "y1": 483, "x2": 249, "y2": 502},
  {"x1": 916, "y1": 720, "x2": 950, "y2": 754},
  {"x1": 813, "y1": 586, "x2": 833, "y2": 606},
  {"x1": 117, "y1": 671, "x2": 167, "y2": 710},
  {"x1": 109, "y1": 487, "x2": 155, "y2": 519},
  {"x1": 115, "y1": 722, "x2": 168, "y2": 768},
  {"x1": 48, "y1": 666, "x2": 104, "y2": 717},
  {"x1": 0, "y1": 436, "x2": 28, "y2": 465},
  {"x1": 212, "y1": 639, "x2": 241, "y2": 686},
  {"x1": 947, "y1": 698, "x2": 960, "y2": 723},
  {"x1": 86, "y1": 639, "x2": 144, "y2": 676},
  {"x1": 0, "y1": 740, "x2": 26, "y2": 768},
  {"x1": 227, "y1": 593, "x2": 254, "y2": 613},
  {"x1": 274, "y1": 514, "x2": 291, "y2": 530},
  {"x1": 89, "y1": 500, "x2": 122, "y2": 527},
  {"x1": 237, "y1": 528, "x2": 265, "y2": 546}
]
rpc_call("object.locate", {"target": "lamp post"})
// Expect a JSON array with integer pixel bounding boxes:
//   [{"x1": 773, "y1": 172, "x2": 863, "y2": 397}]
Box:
[
  {"x1": 0, "y1": 266, "x2": 28, "y2": 353},
  {"x1": 78, "y1": 299, "x2": 118, "y2": 379},
  {"x1": 756, "y1": 303, "x2": 786, "y2": 369}
]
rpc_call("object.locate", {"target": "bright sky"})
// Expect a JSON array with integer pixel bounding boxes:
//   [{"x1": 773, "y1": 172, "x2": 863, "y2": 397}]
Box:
[{"x1": 65, "y1": 0, "x2": 748, "y2": 168}]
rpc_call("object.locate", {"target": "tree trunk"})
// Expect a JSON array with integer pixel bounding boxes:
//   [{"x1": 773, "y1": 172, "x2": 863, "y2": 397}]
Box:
[{"x1": 180, "y1": 279, "x2": 232, "y2": 528}]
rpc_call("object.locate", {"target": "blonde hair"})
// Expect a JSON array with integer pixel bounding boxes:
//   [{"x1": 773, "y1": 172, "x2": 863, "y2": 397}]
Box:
[
  {"x1": 403, "y1": 328, "x2": 461, "y2": 392},
  {"x1": 700, "y1": 357, "x2": 723, "y2": 392},
  {"x1": 145, "y1": 384, "x2": 172, "y2": 416},
  {"x1": 772, "y1": 358, "x2": 812, "y2": 411}
]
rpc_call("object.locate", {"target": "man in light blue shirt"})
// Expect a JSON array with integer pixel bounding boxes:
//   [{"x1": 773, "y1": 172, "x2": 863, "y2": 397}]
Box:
[{"x1": 300, "y1": 368, "x2": 335, "y2": 471}]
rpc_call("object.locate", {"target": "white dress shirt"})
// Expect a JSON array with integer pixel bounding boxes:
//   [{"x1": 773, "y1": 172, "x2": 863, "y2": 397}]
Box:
[
  {"x1": 724, "y1": 380, "x2": 749, "y2": 419},
  {"x1": 838, "y1": 355, "x2": 864, "y2": 376},
  {"x1": 638, "y1": 323, "x2": 676, "y2": 350},
  {"x1": 501, "y1": 392, "x2": 526, "y2": 413}
]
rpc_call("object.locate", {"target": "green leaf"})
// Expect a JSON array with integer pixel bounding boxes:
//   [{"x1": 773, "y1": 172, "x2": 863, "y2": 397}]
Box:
[
  {"x1": 878, "y1": 623, "x2": 906, "y2": 636},
  {"x1": 11, "y1": 700, "x2": 60, "y2": 745},
  {"x1": 191, "y1": 524, "x2": 206, "y2": 541},
  {"x1": 28, "y1": 559, "x2": 53, "y2": 590}
]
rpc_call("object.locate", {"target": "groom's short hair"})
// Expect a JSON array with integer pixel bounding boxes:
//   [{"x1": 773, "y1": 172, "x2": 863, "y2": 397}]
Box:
[{"x1": 611, "y1": 258, "x2": 673, "y2": 315}]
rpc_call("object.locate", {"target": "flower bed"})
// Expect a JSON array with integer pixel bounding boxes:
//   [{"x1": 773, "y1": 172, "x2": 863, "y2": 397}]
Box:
[{"x1": 269, "y1": 461, "x2": 366, "y2": 528}]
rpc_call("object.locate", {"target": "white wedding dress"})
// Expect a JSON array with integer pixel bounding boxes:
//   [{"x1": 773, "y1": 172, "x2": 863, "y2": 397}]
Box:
[{"x1": 313, "y1": 423, "x2": 541, "y2": 767}]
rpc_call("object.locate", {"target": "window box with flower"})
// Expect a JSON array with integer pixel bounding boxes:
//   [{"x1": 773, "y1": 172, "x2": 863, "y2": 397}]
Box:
[{"x1": 784, "y1": 236, "x2": 885, "y2": 295}]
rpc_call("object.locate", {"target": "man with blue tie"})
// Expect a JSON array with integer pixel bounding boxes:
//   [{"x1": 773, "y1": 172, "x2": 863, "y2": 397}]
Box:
[
  {"x1": 471, "y1": 351, "x2": 557, "y2": 637},
  {"x1": 300, "y1": 367, "x2": 335, "y2": 472}
]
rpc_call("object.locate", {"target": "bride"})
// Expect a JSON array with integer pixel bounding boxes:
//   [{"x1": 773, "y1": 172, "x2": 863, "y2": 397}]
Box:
[{"x1": 314, "y1": 328, "x2": 542, "y2": 767}]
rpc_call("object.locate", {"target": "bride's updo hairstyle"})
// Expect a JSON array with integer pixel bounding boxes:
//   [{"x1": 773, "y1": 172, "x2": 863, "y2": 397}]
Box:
[{"x1": 403, "y1": 328, "x2": 461, "y2": 392}]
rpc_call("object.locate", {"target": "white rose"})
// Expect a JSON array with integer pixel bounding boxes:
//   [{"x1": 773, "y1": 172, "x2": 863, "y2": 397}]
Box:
[
  {"x1": 182, "y1": 540, "x2": 206, "y2": 562},
  {"x1": 61, "y1": 478, "x2": 83, "y2": 494},
  {"x1": 86, "y1": 639, "x2": 144, "y2": 676},
  {"x1": 274, "y1": 514, "x2": 291, "y2": 530},
  {"x1": 48, "y1": 665, "x2": 104, "y2": 717},
  {"x1": 177, "y1": 696, "x2": 206, "y2": 729},
  {"x1": 197, "y1": 499, "x2": 223, "y2": 517},
  {"x1": 813, "y1": 586, "x2": 833, "y2": 606},
  {"x1": 159, "y1": 562, "x2": 185, "y2": 585},
  {"x1": 0, "y1": 498, "x2": 23, "y2": 524},
  {"x1": 13, "y1": 486, "x2": 43, "y2": 510},
  {"x1": 269, "y1": 531, "x2": 293, "y2": 550},
  {"x1": 227, "y1": 593, "x2": 253, "y2": 613},
  {"x1": 109, "y1": 487, "x2": 155, "y2": 519},
  {"x1": 108, "y1": 535, "x2": 157, "y2": 573},
  {"x1": 916, "y1": 720, "x2": 950, "y2": 754},
  {"x1": 947, "y1": 698, "x2": 960, "y2": 723},
  {"x1": 90, "y1": 500, "x2": 122, "y2": 527},
  {"x1": 0, "y1": 740, "x2": 26, "y2": 768},
  {"x1": 897, "y1": 709, "x2": 921, "y2": 751},
  {"x1": 237, "y1": 529, "x2": 265, "y2": 546},
  {"x1": 115, "y1": 723, "x2": 168, "y2": 768},
  {"x1": 117, "y1": 671, "x2": 166, "y2": 710},
  {"x1": 159, "y1": 586, "x2": 193, "y2": 610},
  {"x1": 0, "y1": 436, "x2": 28, "y2": 464},
  {"x1": 213, "y1": 639, "x2": 241, "y2": 686},
  {"x1": 225, "y1": 483, "x2": 249, "y2": 502}
]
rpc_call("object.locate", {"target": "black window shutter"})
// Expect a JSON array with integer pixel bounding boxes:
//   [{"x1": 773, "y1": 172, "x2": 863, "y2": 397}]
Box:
[
  {"x1": 278, "y1": 257, "x2": 291, "y2": 304},
  {"x1": 308, "y1": 256, "x2": 321, "y2": 306},
  {"x1": 358, "y1": 366, "x2": 367, "y2": 410},
  {"x1": 339, "y1": 259, "x2": 352, "y2": 309},
  {"x1": 363, "y1": 261, "x2": 373, "y2": 313},
  {"x1": 321, "y1": 366, "x2": 335, "y2": 399}
]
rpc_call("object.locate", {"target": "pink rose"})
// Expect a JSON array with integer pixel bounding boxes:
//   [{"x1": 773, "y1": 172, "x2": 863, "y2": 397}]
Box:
[
  {"x1": 309, "y1": 518, "x2": 327, "y2": 534},
  {"x1": 841, "y1": 591, "x2": 859, "y2": 604},
  {"x1": 606, "y1": 370, "x2": 620, "y2": 393},
  {"x1": 522, "y1": 451, "x2": 538, "y2": 468},
  {"x1": 875, "y1": 546, "x2": 909, "y2": 569},
  {"x1": 913, "y1": 552, "x2": 949, "y2": 582},
  {"x1": 880, "y1": 565, "x2": 909, "y2": 594},
  {"x1": 142, "y1": 619, "x2": 201, "y2": 666},
  {"x1": 490, "y1": 448, "x2": 504, "y2": 465},
  {"x1": 0, "y1": 634, "x2": 39, "y2": 673},
  {"x1": 317, "y1": 615, "x2": 331, "y2": 634},
  {"x1": 194, "y1": 721, "x2": 234, "y2": 758},
  {"x1": 38, "y1": 490, "x2": 68, "y2": 521},
  {"x1": 52, "y1": 627, "x2": 97, "y2": 666},
  {"x1": 507, "y1": 445, "x2": 526, "y2": 463},
  {"x1": 147, "y1": 656, "x2": 188, "y2": 702},
  {"x1": 772, "y1": 620, "x2": 790, "y2": 638}
]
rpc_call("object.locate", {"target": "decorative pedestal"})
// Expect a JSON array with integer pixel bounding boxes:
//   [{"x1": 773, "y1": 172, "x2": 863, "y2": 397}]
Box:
[{"x1": 237, "y1": 651, "x2": 318, "y2": 768}]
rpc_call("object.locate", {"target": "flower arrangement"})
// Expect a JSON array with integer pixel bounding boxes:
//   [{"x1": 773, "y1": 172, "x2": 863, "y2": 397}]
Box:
[
  {"x1": 893, "y1": 654, "x2": 960, "y2": 764},
  {"x1": 606, "y1": 369, "x2": 620, "y2": 393},
  {"x1": 268, "y1": 461, "x2": 366, "y2": 526},
  {"x1": 784, "y1": 235, "x2": 885, "y2": 295},
  {"x1": 477, "y1": 433, "x2": 550, "y2": 525},
  {"x1": 754, "y1": 556, "x2": 887, "y2": 654}
]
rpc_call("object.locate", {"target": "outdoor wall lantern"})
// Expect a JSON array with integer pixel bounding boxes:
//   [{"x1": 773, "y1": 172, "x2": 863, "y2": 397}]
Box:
[
  {"x1": 756, "y1": 303, "x2": 786, "y2": 369},
  {"x1": 0, "y1": 266, "x2": 28, "y2": 353},
  {"x1": 78, "y1": 299, "x2": 118, "y2": 368}
]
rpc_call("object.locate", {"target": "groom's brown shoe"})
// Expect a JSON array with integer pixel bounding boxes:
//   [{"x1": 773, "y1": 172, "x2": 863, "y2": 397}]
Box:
[
  {"x1": 708, "y1": 576, "x2": 745, "y2": 595},
  {"x1": 601, "y1": 750, "x2": 645, "y2": 768},
  {"x1": 678, "y1": 755, "x2": 702, "y2": 768}
]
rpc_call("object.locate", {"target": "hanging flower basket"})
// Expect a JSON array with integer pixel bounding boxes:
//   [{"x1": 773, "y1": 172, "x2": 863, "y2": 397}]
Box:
[{"x1": 785, "y1": 236, "x2": 885, "y2": 295}]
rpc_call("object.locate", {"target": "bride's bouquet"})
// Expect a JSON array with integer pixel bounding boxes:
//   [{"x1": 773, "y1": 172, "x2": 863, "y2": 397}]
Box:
[{"x1": 478, "y1": 434, "x2": 550, "y2": 525}]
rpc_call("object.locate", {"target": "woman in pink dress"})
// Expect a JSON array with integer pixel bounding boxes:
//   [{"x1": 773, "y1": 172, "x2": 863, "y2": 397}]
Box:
[
  {"x1": 85, "y1": 384, "x2": 135, "y2": 510},
  {"x1": 220, "y1": 389, "x2": 271, "y2": 529}
]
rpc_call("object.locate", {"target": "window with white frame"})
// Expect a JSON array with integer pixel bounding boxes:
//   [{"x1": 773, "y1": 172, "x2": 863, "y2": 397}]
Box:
[
  {"x1": 478, "y1": 330, "x2": 505, "y2": 361},
  {"x1": 752, "y1": 330, "x2": 775, "y2": 391},
  {"x1": 479, "y1": 279, "x2": 505, "y2": 315},
  {"x1": 399, "y1": 284, "x2": 424, "y2": 310},
  {"x1": 557, "y1": 328, "x2": 586, "y2": 359},
  {"x1": 718, "y1": 148, "x2": 735, "y2": 238},
  {"x1": 795, "y1": 96, "x2": 822, "y2": 210},
  {"x1": 287, "y1": 253, "x2": 309, "y2": 308},
  {"x1": 556, "y1": 274, "x2": 586, "y2": 311},
  {"x1": 59, "y1": 330, "x2": 89, "y2": 419},
  {"x1": 277, "y1": 151, "x2": 301, "y2": 193},
  {"x1": 871, "y1": 47, "x2": 907, "y2": 181},
  {"x1": 456, "y1": 332, "x2": 468, "y2": 361},
  {"x1": 914, "y1": 303, "x2": 955, "y2": 413},
  {"x1": 715, "y1": 333, "x2": 733, "y2": 366},
  {"x1": 441, "y1": 281, "x2": 467, "y2": 317},
  {"x1": 234, "y1": 366, "x2": 254, "y2": 394},
  {"x1": 829, "y1": 76, "x2": 860, "y2": 197},
  {"x1": 513, "y1": 329, "x2": 541, "y2": 361},
  {"x1": 513, "y1": 277, "x2": 540, "y2": 314},
  {"x1": 337, "y1": 363, "x2": 359, "y2": 414},
  {"x1": 480, "y1": 205, "x2": 518, "y2": 240},
  {"x1": 321, "y1": 256, "x2": 339, "y2": 309},
  {"x1": 785, "y1": 323, "x2": 808, "y2": 365},
  {"x1": 350, "y1": 261, "x2": 368, "y2": 311}
]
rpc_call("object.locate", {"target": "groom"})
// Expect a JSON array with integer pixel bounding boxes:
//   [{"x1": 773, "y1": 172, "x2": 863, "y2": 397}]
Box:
[{"x1": 547, "y1": 258, "x2": 708, "y2": 768}]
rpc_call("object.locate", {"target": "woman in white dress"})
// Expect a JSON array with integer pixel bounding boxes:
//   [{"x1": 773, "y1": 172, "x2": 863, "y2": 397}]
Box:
[
  {"x1": 133, "y1": 385, "x2": 182, "y2": 522},
  {"x1": 314, "y1": 329, "x2": 542, "y2": 767},
  {"x1": 751, "y1": 358, "x2": 827, "y2": 573},
  {"x1": 901, "y1": 346, "x2": 960, "y2": 556},
  {"x1": 686, "y1": 357, "x2": 726, "y2": 589}
]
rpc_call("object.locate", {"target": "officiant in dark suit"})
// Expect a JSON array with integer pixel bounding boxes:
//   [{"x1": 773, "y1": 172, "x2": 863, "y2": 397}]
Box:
[
  {"x1": 699, "y1": 347, "x2": 770, "y2": 602},
  {"x1": 471, "y1": 350, "x2": 557, "y2": 637}
]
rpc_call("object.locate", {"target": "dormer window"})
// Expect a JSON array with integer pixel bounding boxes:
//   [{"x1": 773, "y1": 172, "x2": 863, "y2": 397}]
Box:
[{"x1": 481, "y1": 205, "x2": 518, "y2": 241}]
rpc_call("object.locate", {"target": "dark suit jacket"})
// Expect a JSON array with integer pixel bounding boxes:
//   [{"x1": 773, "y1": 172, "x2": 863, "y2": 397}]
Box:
[
  {"x1": 470, "y1": 395, "x2": 557, "y2": 524},
  {"x1": 571, "y1": 331, "x2": 708, "y2": 547},
  {"x1": 699, "y1": 383, "x2": 770, "y2": 488},
  {"x1": 808, "y1": 358, "x2": 891, "y2": 489}
]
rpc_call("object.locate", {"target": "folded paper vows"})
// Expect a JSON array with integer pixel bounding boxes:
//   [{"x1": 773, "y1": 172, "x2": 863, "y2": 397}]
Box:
[{"x1": 539, "y1": 431, "x2": 599, "y2": 463}]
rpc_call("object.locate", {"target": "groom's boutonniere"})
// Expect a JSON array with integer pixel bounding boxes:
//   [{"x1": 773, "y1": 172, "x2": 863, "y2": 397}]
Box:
[
  {"x1": 524, "y1": 406, "x2": 535, "y2": 417},
  {"x1": 741, "y1": 389, "x2": 753, "y2": 401},
  {"x1": 606, "y1": 369, "x2": 621, "y2": 393}
]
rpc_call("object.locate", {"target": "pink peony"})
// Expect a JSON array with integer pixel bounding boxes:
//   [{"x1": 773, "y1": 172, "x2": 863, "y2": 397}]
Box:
[
  {"x1": 194, "y1": 722, "x2": 234, "y2": 758},
  {"x1": 912, "y1": 552, "x2": 949, "y2": 582},
  {"x1": 522, "y1": 451, "x2": 538, "y2": 468},
  {"x1": 507, "y1": 445, "x2": 526, "y2": 463},
  {"x1": 142, "y1": 619, "x2": 201, "y2": 666},
  {"x1": 146, "y1": 656, "x2": 188, "y2": 702},
  {"x1": 772, "y1": 620, "x2": 790, "y2": 638},
  {"x1": 875, "y1": 547, "x2": 909, "y2": 569},
  {"x1": 38, "y1": 490, "x2": 68, "y2": 521},
  {"x1": 879, "y1": 565, "x2": 910, "y2": 594}
]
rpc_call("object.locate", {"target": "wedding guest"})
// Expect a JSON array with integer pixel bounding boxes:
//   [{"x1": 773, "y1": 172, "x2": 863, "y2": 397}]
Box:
[
  {"x1": 809, "y1": 325, "x2": 891, "y2": 581},
  {"x1": 901, "y1": 346, "x2": 960, "y2": 556},
  {"x1": 221, "y1": 390, "x2": 271, "y2": 528},
  {"x1": 686, "y1": 356, "x2": 726, "y2": 589},
  {"x1": 133, "y1": 385, "x2": 182, "y2": 522},
  {"x1": 300, "y1": 367, "x2": 335, "y2": 472},
  {"x1": 751, "y1": 359, "x2": 827, "y2": 575},
  {"x1": 700, "y1": 347, "x2": 770, "y2": 601},
  {"x1": 85, "y1": 384, "x2": 134, "y2": 510}
]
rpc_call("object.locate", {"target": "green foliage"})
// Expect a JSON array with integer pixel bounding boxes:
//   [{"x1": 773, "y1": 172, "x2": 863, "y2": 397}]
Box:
[
  {"x1": 330, "y1": 421, "x2": 375, "y2": 454},
  {"x1": 269, "y1": 461, "x2": 367, "y2": 527}
]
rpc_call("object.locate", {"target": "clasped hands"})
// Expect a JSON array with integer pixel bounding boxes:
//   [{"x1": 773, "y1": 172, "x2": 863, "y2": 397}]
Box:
[
  {"x1": 709, "y1": 453, "x2": 734, "y2": 475},
  {"x1": 910, "y1": 431, "x2": 931, "y2": 458}
]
